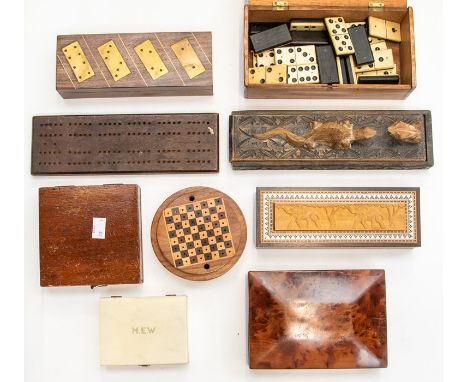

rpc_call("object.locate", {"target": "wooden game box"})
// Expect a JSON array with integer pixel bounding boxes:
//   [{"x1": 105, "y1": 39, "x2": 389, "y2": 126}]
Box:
[
  {"x1": 39, "y1": 184, "x2": 142, "y2": 287},
  {"x1": 230, "y1": 110, "x2": 432, "y2": 170},
  {"x1": 244, "y1": 0, "x2": 416, "y2": 99},
  {"x1": 100, "y1": 296, "x2": 188, "y2": 366},
  {"x1": 56, "y1": 32, "x2": 213, "y2": 98},
  {"x1": 256, "y1": 187, "x2": 421, "y2": 248},
  {"x1": 249, "y1": 270, "x2": 387, "y2": 369},
  {"x1": 31, "y1": 113, "x2": 219, "y2": 174}
]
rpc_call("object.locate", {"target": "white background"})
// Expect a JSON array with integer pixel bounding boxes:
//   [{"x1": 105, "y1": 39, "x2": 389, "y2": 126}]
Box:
[{"x1": 23, "y1": 0, "x2": 444, "y2": 381}]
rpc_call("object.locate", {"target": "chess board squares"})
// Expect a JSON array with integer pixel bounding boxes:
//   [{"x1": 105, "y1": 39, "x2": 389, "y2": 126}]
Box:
[
  {"x1": 254, "y1": 50, "x2": 276, "y2": 67},
  {"x1": 325, "y1": 17, "x2": 355, "y2": 55}
]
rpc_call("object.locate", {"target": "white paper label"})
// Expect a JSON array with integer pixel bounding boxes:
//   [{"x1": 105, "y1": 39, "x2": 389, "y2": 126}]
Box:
[{"x1": 92, "y1": 217, "x2": 106, "y2": 239}]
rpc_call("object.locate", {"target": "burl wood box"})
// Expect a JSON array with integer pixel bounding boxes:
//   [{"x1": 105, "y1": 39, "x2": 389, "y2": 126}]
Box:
[
  {"x1": 100, "y1": 296, "x2": 188, "y2": 366},
  {"x1": 39, "y1": 184, "x2": 142, "y2": 287},
  {"x1": 56, "y1": 32, "x2": 213, "y2": 98},
  {"x1": 249, "y1": 270, "x2": 387, "y2": 369},
  {"x1": 244, "y1": 0, "x2": 416, "y2": 99}
]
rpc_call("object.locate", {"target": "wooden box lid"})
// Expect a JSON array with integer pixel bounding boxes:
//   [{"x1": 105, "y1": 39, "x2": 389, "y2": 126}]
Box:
[
  {"x1": 249, "y1": 270, "x2": 387, "y2": 369},
  {"x1": 248, "y1": 0, "x2": 407, "y2": 9},
  {"x1": 39, "y1": 184, "x2": 142, "y2": 287},
  {"x1": 100, "y1": 296, "x2": 188, "y2": 366}
]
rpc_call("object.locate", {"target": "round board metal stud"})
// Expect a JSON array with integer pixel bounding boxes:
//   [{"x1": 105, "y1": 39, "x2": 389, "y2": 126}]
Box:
[{"x1": 151, "y1": 187, "x2": 247, "y2": 281}]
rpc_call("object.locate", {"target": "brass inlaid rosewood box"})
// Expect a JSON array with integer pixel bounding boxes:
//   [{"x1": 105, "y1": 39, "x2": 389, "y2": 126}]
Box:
[
  {"x1": 244, "y1": 0, "x2": 415, "y2": 99},
  {"x1": 257, "y1": 187, "x2": 420, "y2": 248},
  {"x1": 56, "y1": 32, "x2": 213, "y2": 98},
  {"x1": 249, "y1": 270, "x2": 387, "y2": 369},
  {"x1": 230, "y1": 110, "x2": 432, "y2": 170}
]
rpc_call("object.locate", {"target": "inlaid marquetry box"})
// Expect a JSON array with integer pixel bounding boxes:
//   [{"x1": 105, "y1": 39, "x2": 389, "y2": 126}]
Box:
[
  {"x1": 249, "y1": 270, "x2": 387, "y2": 369},
  {"x1": 100, "y1": 296, "x2": 188, "y2": 366},
  {"x1": 56, "y1": 32, "x2": 213, "y2": 98},
  {"x1": 230, "y1": 110, "x2": 433, "y2": 170},
  {"x1": 39, "y1": 184, "x2": 142, "y2": 287},
  {"x1": 257, "y1": 187, "x2": 420, "y2": 248},
  {"x1": 244, "y1": 0, "x2": 416, "y2": 99}
]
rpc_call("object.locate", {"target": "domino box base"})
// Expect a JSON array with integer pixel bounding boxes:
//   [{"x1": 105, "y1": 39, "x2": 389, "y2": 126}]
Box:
[{"x1": 244, "y1": 0, "x2": 416, "y2": 99}]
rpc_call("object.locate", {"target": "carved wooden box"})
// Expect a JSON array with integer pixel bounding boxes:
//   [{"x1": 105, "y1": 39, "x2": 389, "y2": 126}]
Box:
[
  {"x1": 100, "y1": 296, "x2": 188, "y2": 366},
  {"x1": 257, "y1": 187, "x2": 420, "y2": 248},
  {"x1": 39, "y1": 184, "x2": 142, "y2": 287},
  {"x1": 230, "y1": 110, "x2": 433, "y2": 170},
  {"x1": 249, "y1": 270, "x2": 387, "y2": 369},
  {"x1": 244, "y1": 0, "x2": 416, "y2": 99},
  {"x1": 31, "y1": 113, "x2": 219, "y2": 174},
  {"x1": 56, "y1": 32, "x2": 213, "y2": 98}
]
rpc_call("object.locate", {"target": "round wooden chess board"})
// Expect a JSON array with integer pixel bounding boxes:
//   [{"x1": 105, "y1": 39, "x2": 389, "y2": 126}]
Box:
[{"x1": 151, "y1": 187, "x2": 247, "y2": 281}]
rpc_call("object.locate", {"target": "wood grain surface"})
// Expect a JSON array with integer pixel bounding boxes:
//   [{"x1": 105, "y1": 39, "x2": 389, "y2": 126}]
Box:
[
  {"x1": 56, "y1": 32, "x2": 213, "y2": 98},
  {"x1": 32, "y1": 114, "x2": 219, "y2": 174},
  {"x1": 39, "y1": 184, "x2": 142, "y2": 287},
  {"x1": 230, "y1": 110, "x2": 433, "y2": 170},
  {"x1": 151, "y1": 187, "x2": 247, "y2": 281},
  {"x1": 248, "y1": 270, "x2": 388, "y2": 369},
  {"x1": 244, "y1": 5, "x2": 416, "y2": 99}
]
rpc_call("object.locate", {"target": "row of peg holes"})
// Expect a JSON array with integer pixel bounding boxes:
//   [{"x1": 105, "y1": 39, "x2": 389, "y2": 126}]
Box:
[
  {"x1": 39, "y1": 159, "x2": 211, "y2": 166},
  {"x1": 39, "y1": 149, "x2": 210, "y2": 155}
]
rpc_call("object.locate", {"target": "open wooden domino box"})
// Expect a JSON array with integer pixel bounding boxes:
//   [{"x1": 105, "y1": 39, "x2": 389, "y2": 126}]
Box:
[{"x1": 244, "y1": 0, "x2": 416, "y2": 99}]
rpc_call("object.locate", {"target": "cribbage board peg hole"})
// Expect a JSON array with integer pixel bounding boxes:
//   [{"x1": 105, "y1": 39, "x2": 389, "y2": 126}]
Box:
[
  {"x1": 189, "y1": 195, "x2": 195, "y2": 202},
  {"x1": 204, "y1": 264, "x2": 210, "y2": 270}
]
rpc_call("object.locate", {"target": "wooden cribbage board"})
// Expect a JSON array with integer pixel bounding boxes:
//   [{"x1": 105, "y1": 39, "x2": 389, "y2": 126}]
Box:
[
  {"x1": 151, "y1": 187, "x2": 247, "y2": 281},
  {"x1": 31, "y1": 114, "x2": 218, "y2": 174},
  {"x1": 163, "y1": 197, "x2": 235, "y2": 269},
  {"x1": 56, "y1": 32, "x2": 213, "y2": 98}
]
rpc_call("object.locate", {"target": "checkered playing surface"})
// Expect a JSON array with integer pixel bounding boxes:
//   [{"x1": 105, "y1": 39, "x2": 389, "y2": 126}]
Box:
[{"x1": 164, "y1": 197, "x2": 235, "y2": 268}]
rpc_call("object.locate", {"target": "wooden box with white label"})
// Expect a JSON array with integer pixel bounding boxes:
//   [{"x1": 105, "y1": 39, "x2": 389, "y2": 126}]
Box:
[
  {"x1": 244, "y1": 0, "x2": 416, "y2": 99},
  {"x1": 39, "y1": 184, "x2": 142, "y2": 287},
  {"x1": 100, "y1": 296, "x2": 188, "y2": 366},
  {"x1": 56, "y1": 32, "x2": 213, "y2": 98}
]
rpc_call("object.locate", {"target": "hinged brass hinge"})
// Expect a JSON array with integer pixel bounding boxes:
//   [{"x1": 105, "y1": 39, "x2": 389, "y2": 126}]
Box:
[
  {"x1": 273, "y1": 1, "x2": 289, "y2": 10},
  {"x1": 369, "y1": 2, "x2": 384, "y2": 8}
]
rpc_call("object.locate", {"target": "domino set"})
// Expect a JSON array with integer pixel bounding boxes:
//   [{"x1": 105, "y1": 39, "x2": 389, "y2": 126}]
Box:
[{"x1": 248, "y1": 16, "x2": 401, "y2": 86}]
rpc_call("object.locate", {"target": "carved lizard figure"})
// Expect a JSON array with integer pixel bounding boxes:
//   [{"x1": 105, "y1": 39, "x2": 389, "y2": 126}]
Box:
[{"x1": 253, "y1": 120, "x2": 377, "y2": 150}]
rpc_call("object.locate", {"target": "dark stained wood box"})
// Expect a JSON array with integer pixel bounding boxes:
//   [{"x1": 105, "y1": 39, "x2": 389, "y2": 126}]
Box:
[
  {"x1": 56, "y1": 32, "x2": 213, "y2": 98},
  {"x1": 244, "y1": 0, "x2": 416, "y2": 99},
  {"x1": 39, "y1": 184, "x2": 143, "y2": 287},
  {"x1": 249, "y1": 270, "x2": 388, "y2": 369},
  {"x1": 230, "y1": 110, "x2": 432, "y2": 170},
  {"x1": 31, "y1": 113, "x2": 219, "y2": 175}
]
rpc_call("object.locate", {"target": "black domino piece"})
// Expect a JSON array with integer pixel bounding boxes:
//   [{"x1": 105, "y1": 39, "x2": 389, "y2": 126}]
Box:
[
  {"x1": 290, "y1": 31, "x2": 329, "y2": 45},
  {"x1": 358, "y1": 75, "x2": 400, "y2": 84},
  {"x1": 316, "y1": 45, "x2": 339, "y2": 84},
  {"x1": 250, "y1": 23, "x2": 283, "y2": 35},
  {"x1": 348, "y1": 25, "x2": 374, "y2": 66},
  {"x1": 344, "y1": 56, "x2": 355, "y2": 84},
  {"x1": 338, "y1": 56, "x2": 349, "y2": 84},
  {"x1": 250, "y1": 24, "x2": 292, "y2": 53}
]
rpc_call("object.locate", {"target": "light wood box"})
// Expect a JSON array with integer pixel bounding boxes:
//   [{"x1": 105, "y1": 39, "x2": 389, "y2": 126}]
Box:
[{"x1": 244, "y1": 0, "x2": 416, "y2": 99}]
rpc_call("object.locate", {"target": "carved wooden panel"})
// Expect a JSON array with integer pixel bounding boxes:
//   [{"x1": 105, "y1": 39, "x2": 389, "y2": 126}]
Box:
[
  {"x1": 31, "y1": 114, "x2": 218, "y2": 174},
  {"x1": 230, "y1": 110, "x2": 433, "y2": 169},
  {"x1": 257, "y1": 187, "x2": 420, "y2": 247},
  {"x1": 56, "y1": 32, "x2": 213, "y2": 98},
  {"x1": 249, "y1": 270, "x2": 387, "y2": 369}
]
